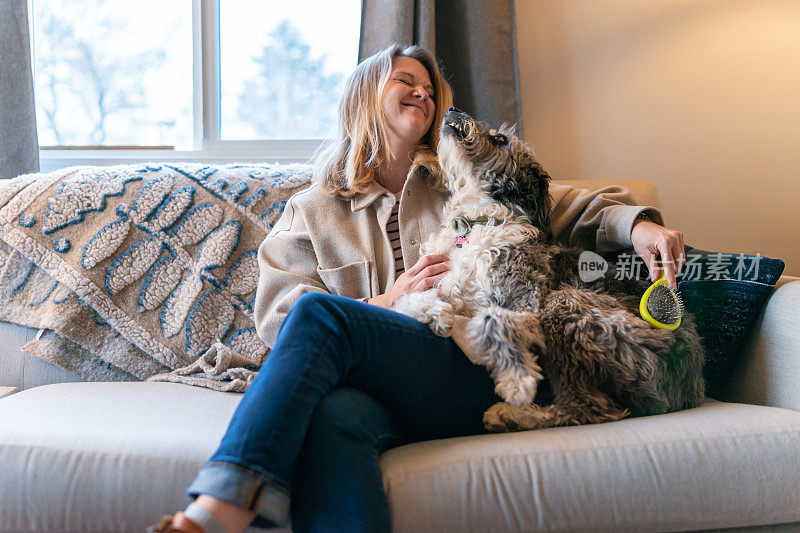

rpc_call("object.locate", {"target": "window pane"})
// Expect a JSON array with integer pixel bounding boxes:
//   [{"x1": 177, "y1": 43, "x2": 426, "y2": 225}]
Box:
[
  {"x1": 31, "y1": 0, "x2": 193, "y2": 148},
  {"x1": 219, "y1": 0, "x2": 361, "y2": 140}
]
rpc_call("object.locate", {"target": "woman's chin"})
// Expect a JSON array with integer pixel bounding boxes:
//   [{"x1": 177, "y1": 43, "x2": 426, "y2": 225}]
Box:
[{"x1": 407, "y1": 119, "x2": 434, "y2": 138}]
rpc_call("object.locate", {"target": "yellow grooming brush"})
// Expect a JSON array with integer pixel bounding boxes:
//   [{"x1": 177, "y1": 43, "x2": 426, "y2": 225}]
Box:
[{"x1": 640, "y1": 272, "x2": 683, "y2": 330}]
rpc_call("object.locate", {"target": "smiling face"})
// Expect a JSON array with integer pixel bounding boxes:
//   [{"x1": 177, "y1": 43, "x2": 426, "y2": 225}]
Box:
[{"x1": 381, "y1": 56, "x2": 437, "y2": 150}]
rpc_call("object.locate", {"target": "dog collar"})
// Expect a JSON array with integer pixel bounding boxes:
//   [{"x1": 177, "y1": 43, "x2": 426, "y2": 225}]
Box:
[
  {"x1": 452, "y1": 216, "x2": 490, "y2": 247},
  {"x1": 451, "y1": 216, "x2": 490, "y2": 234}
]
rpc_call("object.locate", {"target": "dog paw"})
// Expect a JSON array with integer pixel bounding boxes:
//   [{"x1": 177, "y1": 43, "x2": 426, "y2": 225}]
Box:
[
  {"x1": 483, "y1": 402, "x2": 522, "y2": 432},
  {"x1": 484, "y1": 402, "x2": 550, "y2": 432},
  {"x1": 494, "y1": 371, "x2": 538, "y2": 406},
  {"x1": 427, "y1": 305, "x2": 455, "y2": 337},
  {"x1": 393, "y1": 292, "x2": 431, "y2": 322},
  {"x1": 393, "y1": 291, "x2": 454, "y2": 337}
]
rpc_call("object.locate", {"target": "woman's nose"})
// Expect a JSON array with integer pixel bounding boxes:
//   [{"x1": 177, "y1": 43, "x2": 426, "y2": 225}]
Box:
[{"x1": 412, "y1": 86, "x2": 429, "y2": 100}]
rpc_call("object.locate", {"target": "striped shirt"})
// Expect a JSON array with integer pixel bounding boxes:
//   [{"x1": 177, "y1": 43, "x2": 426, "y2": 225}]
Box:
[{"x1": 386, "y1": 199, "x2": 405, "y2": 276}]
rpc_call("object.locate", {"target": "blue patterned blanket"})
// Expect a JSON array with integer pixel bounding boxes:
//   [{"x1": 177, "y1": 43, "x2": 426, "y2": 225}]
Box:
[{"x1": 0, "y1": 163, "x2": 312, "y2": 390}]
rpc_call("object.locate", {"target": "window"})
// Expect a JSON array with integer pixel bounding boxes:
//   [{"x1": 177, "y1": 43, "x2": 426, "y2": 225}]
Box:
[
  {"x1": 30, "y1": 0, "x2": 362, "y2": 170},
  {"x1": 219, "y1": 1, "x2": 359, "y2": 140},
  {"x1": 31, "y1": 0, "x2": 194, "y2": 149}
]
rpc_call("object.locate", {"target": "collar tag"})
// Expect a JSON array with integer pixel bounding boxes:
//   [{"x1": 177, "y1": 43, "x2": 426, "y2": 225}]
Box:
[
  {"x1": 452, "y1": 216, "x2": 470, "y2": 234},
  {"x1": 451, "y1": 215, "x2": 490, "y2": 236}
]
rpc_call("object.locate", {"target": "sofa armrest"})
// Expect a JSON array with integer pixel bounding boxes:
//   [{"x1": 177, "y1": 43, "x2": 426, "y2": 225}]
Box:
[
  {"x1": 555, "y1": 180, "x2": 661, "y2": 209},
  {"x1": 775, "y1": 274, "x2": 800, "y2": 288},
  {"x1": 720, "y1": 280, "x2": 800, "y2": 411},
  {"x1": 0, "y1": 322, "x2": 80, "y2": 390}
]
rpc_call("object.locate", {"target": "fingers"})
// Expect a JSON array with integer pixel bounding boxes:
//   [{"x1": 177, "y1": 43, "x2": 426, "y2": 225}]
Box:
[
  {"x1": 413, "y1": 271, "x2": 449, "y2": 292},
  {"x1": 418, "y1": 261, "x2": 450, "y2": 279},
  {"x1": 403, "y1": 254, "x2": 450, "y2": 293},
  {"x1": 405, "y1": 254, "x2": 449, "y2": 277},
  {"x1": 635, "y1": 223, "x2": 686, "y2": 290},
  {"x1": 673, "y1": 235, "x2": 686, "y2": 277},
  {"x1": 391, "y1": 254, "x2": 451, "y2": 298},
  {"x1": 644, "y1": 251, "x2": 660, "y2": 283},
  {"x1": 409, "y1": 261, "x2": 450, "y2": 292},
  {"x1": 652, "y1": 229, "x2": 685, "y2": 290},
  {"x1": 658, "y1": 240, "x2": 677, "y2": 290}
]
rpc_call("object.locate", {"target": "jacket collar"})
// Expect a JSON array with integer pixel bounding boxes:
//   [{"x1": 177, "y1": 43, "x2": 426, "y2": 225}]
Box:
[
  {"x1": 349, "y1": 164, "x2": 434, "y2": 212},
  {"x1": 350, "y1": 179, "x2": 391, "y2": 212}
]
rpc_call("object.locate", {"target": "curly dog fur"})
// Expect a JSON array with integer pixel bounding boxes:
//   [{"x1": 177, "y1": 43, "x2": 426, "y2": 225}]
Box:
[{"x1": 394, "y1": 108, "x2": 705, "y2": 432}]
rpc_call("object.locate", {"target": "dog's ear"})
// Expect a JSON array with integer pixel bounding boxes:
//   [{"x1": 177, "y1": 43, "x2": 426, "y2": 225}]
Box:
[
  {"x1": 517, "y1": 158, "x2": 552, "y2": 236},
  {"x1": 489, "y1": 154, "x2": 553, "y2": 238}
]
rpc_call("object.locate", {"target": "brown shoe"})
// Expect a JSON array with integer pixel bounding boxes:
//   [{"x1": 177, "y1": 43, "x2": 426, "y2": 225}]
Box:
[{"x1": 146, "y1": 512, "x2": 205, "y2": 533}]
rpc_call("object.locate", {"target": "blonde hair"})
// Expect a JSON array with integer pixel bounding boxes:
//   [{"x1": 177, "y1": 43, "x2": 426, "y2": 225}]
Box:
[{"x1": 314, "y1": 43, "x2": 454, "y2": 198}]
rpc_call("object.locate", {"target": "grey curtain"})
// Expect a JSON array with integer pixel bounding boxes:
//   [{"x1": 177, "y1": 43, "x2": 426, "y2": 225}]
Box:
[
  {"x1": 360, "y1": 0, "x2": 523, "y2": 135},
  {"x1": 0, "y1": 0, "x2": 39, "y2": 179}
]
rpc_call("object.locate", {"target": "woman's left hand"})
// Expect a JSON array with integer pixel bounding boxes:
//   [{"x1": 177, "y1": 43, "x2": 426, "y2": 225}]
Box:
[{"x1": 631, "y1": 220, "x2": 685, "y2": 290}]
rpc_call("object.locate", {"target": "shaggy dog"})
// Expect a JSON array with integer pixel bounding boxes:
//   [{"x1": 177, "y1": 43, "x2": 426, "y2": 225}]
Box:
[{"x1": 394, "y1": 107, "x2": 705, "y2": 432}]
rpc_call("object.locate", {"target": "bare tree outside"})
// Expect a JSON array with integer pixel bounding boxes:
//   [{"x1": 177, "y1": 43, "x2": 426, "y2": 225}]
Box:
[
  {"x1": 234, "y1": 20, "x2": 345, "y2": 139},
  {"x1": 32, "y1": 0, "x2": 192, "y2": 147},
  {"x1": 31, "y1": 1, "x2": 360, "y2": 146}
]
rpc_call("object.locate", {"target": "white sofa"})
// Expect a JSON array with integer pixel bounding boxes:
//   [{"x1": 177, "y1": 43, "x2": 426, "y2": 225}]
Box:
[{"x1": 1, "y1": 180, "x2": 799, "y2": 532}]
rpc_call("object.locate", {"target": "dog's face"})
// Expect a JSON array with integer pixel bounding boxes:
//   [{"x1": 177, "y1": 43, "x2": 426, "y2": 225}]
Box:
[{"x1": 438, "y1": 107, "x2": 552, "y2": 232}]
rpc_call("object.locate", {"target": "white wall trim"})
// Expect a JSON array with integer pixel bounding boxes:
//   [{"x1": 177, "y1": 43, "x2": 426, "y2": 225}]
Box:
[{"x1": 38, "y1": 141, "x2": 324, "y2": 173}]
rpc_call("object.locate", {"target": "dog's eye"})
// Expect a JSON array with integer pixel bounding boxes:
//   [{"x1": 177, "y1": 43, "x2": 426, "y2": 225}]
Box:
[{"x1": 491, "y1": 134, "x2": 508, "y2": 147}]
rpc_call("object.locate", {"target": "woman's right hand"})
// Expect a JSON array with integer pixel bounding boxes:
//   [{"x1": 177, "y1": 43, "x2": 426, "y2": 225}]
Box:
[{"x1": 368, "y1": 254, "x2": 450, "y2": 309}]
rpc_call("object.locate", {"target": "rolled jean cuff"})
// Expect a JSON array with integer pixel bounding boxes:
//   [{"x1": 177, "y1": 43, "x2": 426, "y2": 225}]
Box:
[{"x1": 187, "y1": 461, "x2": 291, "y2": 529}]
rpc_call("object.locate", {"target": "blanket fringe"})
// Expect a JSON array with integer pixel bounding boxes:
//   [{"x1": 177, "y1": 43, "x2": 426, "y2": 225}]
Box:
[{"x1": 147, "y1": 342, "x2": 259, "y2": 393}]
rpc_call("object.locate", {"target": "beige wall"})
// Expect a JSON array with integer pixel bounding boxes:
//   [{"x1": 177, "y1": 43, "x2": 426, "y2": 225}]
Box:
[{"x1": 515, "y1": 0, "x2": 800, "y2": 276}]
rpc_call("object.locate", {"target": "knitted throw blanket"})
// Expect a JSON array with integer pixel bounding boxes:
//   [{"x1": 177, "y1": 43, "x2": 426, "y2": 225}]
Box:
[{"x1": 0, "y1": 163, "x2": 312, "y2": 391}]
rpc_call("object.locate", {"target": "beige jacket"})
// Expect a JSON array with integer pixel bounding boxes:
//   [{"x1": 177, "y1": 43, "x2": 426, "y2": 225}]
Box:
[{"x1": 253, "y1": 168, "x2": 662, "y2": 348}]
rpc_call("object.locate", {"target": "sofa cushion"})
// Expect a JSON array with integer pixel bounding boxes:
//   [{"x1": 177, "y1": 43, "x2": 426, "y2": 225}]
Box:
[
  {"x1": 603, "y1": 245, "x2": 786, "y2": 397},
  {"x1": 2, "y1": 383, "x2": 799, "y2": 532},
  {"x1": 680, "y1": 246, "x2": 786, "y2": 286},
  {"x1": 0, "y1": 381, "x2": 279, "y2": 533},
  {"x1": 680, "y1": 279, "x2": 777, "y2": 397},
  {"x1": 676, "y1": 246, "x2": 785, "y2": 396},
  {"x1": 380, "y1": 400, "x2": 800, "y2": 532}
]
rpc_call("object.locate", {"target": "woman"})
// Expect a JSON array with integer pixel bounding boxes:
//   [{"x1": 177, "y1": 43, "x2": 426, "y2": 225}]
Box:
[{"x1": 153, "y1": 43, "x2": 684, "y2": 533}]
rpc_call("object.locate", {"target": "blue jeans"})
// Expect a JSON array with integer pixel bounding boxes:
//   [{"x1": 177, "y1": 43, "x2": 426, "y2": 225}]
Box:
[{"x1": 188, "y1": 293, "x2": 501, "y2": 532}]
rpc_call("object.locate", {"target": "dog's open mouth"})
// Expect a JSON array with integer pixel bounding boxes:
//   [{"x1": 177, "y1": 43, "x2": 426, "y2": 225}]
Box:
[
  {"x1": 445, "y1": 120, "x2": 468, "y2": 139},
  {"x1": 443, "y1": 107, "x2": 472, "y2": 140}
]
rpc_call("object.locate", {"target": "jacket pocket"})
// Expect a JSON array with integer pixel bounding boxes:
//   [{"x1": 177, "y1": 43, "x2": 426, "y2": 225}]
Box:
[{"x1": 317, "y1": 260, "x2": 372, "y2": 298}]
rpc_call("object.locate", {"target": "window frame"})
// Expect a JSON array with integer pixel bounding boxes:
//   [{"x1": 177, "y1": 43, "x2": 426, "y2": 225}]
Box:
[{"x1": 33, "y1": 0, "x2": 336, "y2": 173}]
